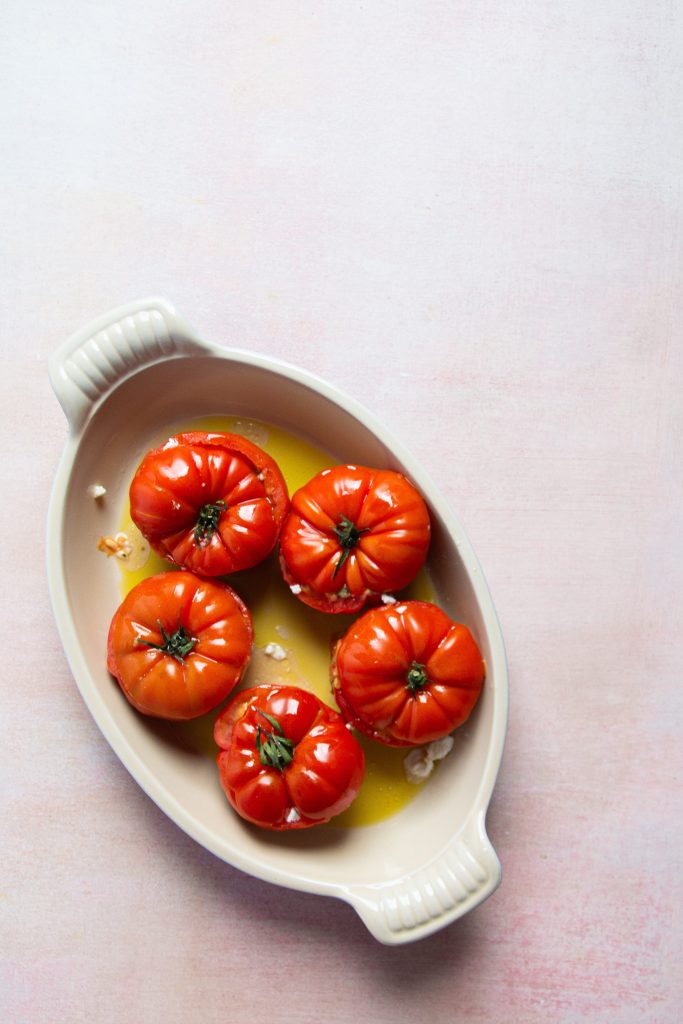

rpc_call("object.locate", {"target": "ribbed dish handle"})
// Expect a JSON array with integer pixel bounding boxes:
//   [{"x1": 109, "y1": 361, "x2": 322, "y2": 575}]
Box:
[
  {"x1": 345, "y1": 819, "x2": 501, "y2": 945},
  {"x1": 48, "y1": 297, "x2": 208, "y2": 432}
]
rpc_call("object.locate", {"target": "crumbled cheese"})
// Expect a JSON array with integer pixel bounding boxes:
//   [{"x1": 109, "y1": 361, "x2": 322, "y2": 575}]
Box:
[
  {"x1": 403, "y1": 736, "x2": 455, "y2": 784},
  {"x1": 403, "y1": 749, "x2": 434, "y2": 784},
  {"x1": 290, "y1": 583, "x2": 302, "y2": 594},
  {"x1": 337, "y1": 584, "x2": 351, "y2": 598},
  {"x1": 87, "y1": 484, "x2": 107, "y2": 500},
  {"x1": 425, "y1": 736, "x2": 454, "y2": 762},
  {"x1": 263, "y1": 642, "x2": 287, "y2": 662},
  {"x1": 97, "y1": 532, "x2": 133, "y2": 560},
  {"x1": 256, "y1": 471, "x2": 265, "y2": 482},
  {"x1": 285, "y1": 807, "x2": 301, "y2": 823},
  {"x1": 381, "y1": 593, "x2": 397, "y2": 605},
  {"x1": 345, "y1": 722, "x2": 355, "y2": 731}
]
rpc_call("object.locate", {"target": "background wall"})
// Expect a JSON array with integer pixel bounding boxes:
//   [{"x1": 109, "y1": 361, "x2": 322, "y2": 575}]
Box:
[{"x1": 2, "y1": 2, "x2": 681, "y2": 1021}]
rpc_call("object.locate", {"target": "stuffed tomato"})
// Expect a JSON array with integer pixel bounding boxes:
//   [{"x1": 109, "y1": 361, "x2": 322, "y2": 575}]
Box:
[
  {"x1": 107, "y1": 571, "x2": 253, "y2": 720},
  {"x1": 129, "y1": 431, "x2": 289, "y2": 576},
  {"x1": 215, "y1": 685, "x2": 365, "y2": 829},
  {"x1": 332, "y1": 600, "x2": 484, "y2": 746},
  {"x1": 278, "y1": 464, "x2": 430, "y2": 613}
]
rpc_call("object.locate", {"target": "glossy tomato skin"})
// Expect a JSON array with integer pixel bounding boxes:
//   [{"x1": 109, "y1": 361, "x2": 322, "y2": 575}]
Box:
[
  {"x1": 107, "y1": 571, "x2": 253, "y2": 720},
  {"x1": 129, "y1": 432, "x2": 289, "y2": 576},
  {"x1": 332, "y1": 600, "x2": 484, "y2": 747},
  {"x1": 214, "y1": 685, "x2": 365, "y2": 830},
  {"x1": 278, "y1": 464, "x2": 430, "y2": 613}
]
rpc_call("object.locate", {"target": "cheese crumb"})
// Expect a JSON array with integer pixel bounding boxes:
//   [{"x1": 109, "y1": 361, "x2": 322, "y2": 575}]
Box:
[
  {"x1": 87, "y1": 484, "x2": 107, "y2": 500},
  {"x1": 403, "y1": 736, "x2": 455, "y2": 784},
  {"x1": 263, "y1": 642, "x2": 287, "y2": 662},
  {"x1": 285, "y1": 807, "x2": 301, "y2": 823},
  {"x1": 425, "y1": 736, "x2": 454, "y2": 762},
  {"x1": 381, "y1": 593, "x2": 397, "y2": 605},
  {"x1": 403, "y1": 749, "x2": 434, "y2": 783},
  {"x1": 290, "y1": 583, "x2": 302, "y2": 594}
]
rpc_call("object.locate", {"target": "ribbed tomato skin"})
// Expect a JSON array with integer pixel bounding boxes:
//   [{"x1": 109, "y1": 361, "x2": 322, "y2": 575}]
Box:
[
  {"x1": 333, "y1": 601, "x2": 484, "y2": 746},
  {"x1": 279, "y1": 464, "x2": 430, "y2": 613},
  {"x1": 107, "y1": 571, "x2": 253, "y2": 720},
  {"x1": 214, "y1": 685, "x2": 365, "y2": 829},
  {"x1": 129, "y1": 432, "x2": 289, "y2": 576}
]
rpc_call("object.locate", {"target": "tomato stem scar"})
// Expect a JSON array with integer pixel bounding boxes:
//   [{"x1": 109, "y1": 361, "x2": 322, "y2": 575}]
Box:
[
  {"x1": 405, "y1": 661, "x2": 429, "y2": 694},
  {"x1": 332, "y1": 515, "x2": 369, "y2": 578},
  {"x1": 194, "y1": 500, "x2": 228, "y2": 546},
  {"x1": 136, "y1": 619, "x2": 198, "y2": 663},
  {"x1": 255, "y1": 710, "x2": 295, "y2": 771}
]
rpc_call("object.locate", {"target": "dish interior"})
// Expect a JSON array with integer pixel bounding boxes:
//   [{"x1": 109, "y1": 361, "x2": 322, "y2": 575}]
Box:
[{"x1": 59, "y1": 355, "x2": 498, "y2": 888}]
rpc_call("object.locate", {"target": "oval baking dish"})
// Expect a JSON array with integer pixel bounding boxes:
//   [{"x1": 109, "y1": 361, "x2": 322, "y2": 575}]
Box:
[{"x1": 47, "y1": 297, "x2": 508, "y2": 944}]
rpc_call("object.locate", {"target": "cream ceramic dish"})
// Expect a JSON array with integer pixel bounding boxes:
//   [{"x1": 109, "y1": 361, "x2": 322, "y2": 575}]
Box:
[{"x1": 47, "y1": 297, "x2": 508, "y2": 944}]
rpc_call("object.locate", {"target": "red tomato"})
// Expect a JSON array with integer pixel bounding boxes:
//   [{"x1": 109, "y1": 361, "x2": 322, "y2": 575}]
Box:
[
  {"x1": 332, "y1": 600, "x2": 484, "y2": 746},
  {"x1": 278, "y1": 464, "x2": 430, "y2": 613},
  {"x1": 129, "y1": 432, "x2": 289, "y2": 576},
  {"x1": 214, "y1": 685, "x2": 365, "y2": 829},
  {"x1": 107, "y1": 571, "x2": 253, "y2": 720}
]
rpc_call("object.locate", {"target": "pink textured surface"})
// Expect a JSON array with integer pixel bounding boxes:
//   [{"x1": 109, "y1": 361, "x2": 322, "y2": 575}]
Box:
[{"x1": 2, "y1": 1, "x2": 682, "y2": 1021}]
